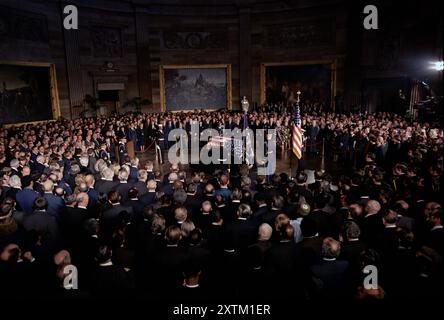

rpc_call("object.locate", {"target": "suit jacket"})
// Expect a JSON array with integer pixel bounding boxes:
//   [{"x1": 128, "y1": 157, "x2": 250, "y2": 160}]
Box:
[
  {"x1": 122, "y1": 198, "x2": 144, "y2": 219},
  {"x1": 139, "y1": 191, "x2": 156, "y2": 206},
  {"x1": 264, "y1": 240, "x2": 309, "y2": 298},
  {"x1": 15, "y1": 188, "x2": 39, "y2": 214},
  {"x1": 95, "y1": 180, "x2": 118, "y2": 197},
  {"x1": 101, "y1": 204, "x2": 133, "y2": 235},
  {"x1": 223, "y1": 218, "x2": 257, "y2": 251},
  {"x1": 155, "y1": 245, "x2": 189, "y2": 292},
  {"x1": 428, "y1": 227, "x2": 444, "y2": 255},
  {"x1": 132, "y1": 181, "x2": 148, "y2": 196},
  {"x1": 251, "y1": 205, "x2": 269, "y2": 224},
  {"x1": 43, "y1": 192, "x2": 65, "y2": 218},
  {"x1": 22, "y1": 210, "x2": 60, "y2": 248},
  {"x1": 90, "y1": 264, "x2": 135, "y2": 292},
  {"x1": 310, "y1": 259, "x2": 350, "y2": 297},
  {"x1": 113, "y1": 182, "x2": 133, "y2": 203},
  {"x1": 224, "y1": 201, "x2": 241, "y2": 223}
]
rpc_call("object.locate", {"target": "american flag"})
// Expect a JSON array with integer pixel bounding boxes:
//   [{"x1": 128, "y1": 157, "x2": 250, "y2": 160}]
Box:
[{"x1": 291, "y1": 91, "x2": 303, "y2": 159}]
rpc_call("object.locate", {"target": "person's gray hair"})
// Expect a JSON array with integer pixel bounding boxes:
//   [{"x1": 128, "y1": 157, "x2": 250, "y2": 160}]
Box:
[
  {"x1": 151, "y1": 214, "x2": 166, "y2": 234},
  {"x1": 258, "y1": 223, "x2": 273, "y2": 241},
  {"x1": 238, "y1": 203, "x2": 252, "y2": 218},
  {"x1": 94, "y1": 159, "x2": 107, "y2": 173},
  {"x1": 272, "y1": 195, "x2": 285, "y2": 210},
  {"x1": 180, "y1": 220, "x2": 195, "y2": 238},
  {"x1": 173, "y1": 190, "x2": 187, "y2": 205},
  {"x1": 366, "y1": 200, "x2": 381, "y2": 215},
  {"x1": 168, "y1": 172, "x2": 178, "y2": 182},
  {"x1": 240, "y1": 176, "x2": 251, "y2": 188},
  {"x1": 8, "y1": 175, "x2": 22, "y2": 188},
  {"x1": 137, "y1": 169, "x2": 148, "y2": 182},
  {"x1": 130, "y1": 157, "x2": 139, "y2": 167},
  {"x1": 118, "y1": 169, "x2": 129, "y2": 181},
  {"x1": 102, "y1": 167, "x2": 114, "y2": 180},
  {"x1": 79, "y1": 156, "x2": 89, "y2": 167},
  {"x1": 65, "y1": 194, "x2": 77, "y2": 205},
  {"x1": 231, "y1": 188, "x2": 242, "y2": 201},
  {"x1": 147, "y1": 179, "x2": 157, "y2": 190},
  {"x1": 10, "y1": 159, "x2": 19, "y2": 169},
  {"x1": 322, "y1": 237, "x2": 341, "y2": 259},
  {"x1": 344, "y1": 221, "x2": 361, "y2": 240}
]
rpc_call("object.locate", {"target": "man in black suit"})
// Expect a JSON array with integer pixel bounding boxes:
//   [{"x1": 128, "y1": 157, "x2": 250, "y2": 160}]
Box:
[
  {"x1": 294, "y1": 171, "x2": 314, "y2": 207},
  {"x1": 261, "y1": 195, "x2": 284, "y2": 226},
  {"x1": 59, "y1": 193, "x2": 88, "y2": 252},
  {"x1": 22, "y1": 197, "x2": 60, "y2": 249},
  {"x1": 90, "y1": 244, "x2": 135, "y2": 293},
  {"x1": 101, "y1": 191, "x2": 133, "y2": 237},
  {"x1": 113, "y1": 169, "x2": 133, "y2": 203},
  {"x1": 132, "y1": 169, "x2": 148, "y2": 196},
  {"x1": 139, "y1": 179, "x2": 157, "y2": 206},
  {"x1": 95, "y1": 167, "x2": 118, "y2": 196},
  {"x1": 122, "y1": 187, "x2": 144, "y2": 219},
  {"x1": 223, "y1": 203, "x2": 257, "y2": 253},
  {"x1": 339, "y1": 221, "x2": 366, "y2": 285},
  {"x1": 263, "y1": 224, "x2": 309, "y2": 299},
  {"x1": 155, "y1": 225, "x2": 189, "y2": 295},
  {"x1": 222, "y1": 188, "x2": 242, "y2": 223},
  {"x1": 310, "y1": 237, "x2": 350, "y2": 298},
  {"x1": 360, "y1": 199, "x2": 383, "y2": 245},
  {"x1": 251, "y1": 193, "x2": 268, "y2": 223},
  {"x1": 427, "y1": 208, "x2": 444, "y2": 255}
]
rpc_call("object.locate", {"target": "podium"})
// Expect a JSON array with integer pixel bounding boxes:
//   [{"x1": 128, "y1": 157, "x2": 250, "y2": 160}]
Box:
[{"x1": 114, "y1": 141, "x2": 136, "y2": 164}]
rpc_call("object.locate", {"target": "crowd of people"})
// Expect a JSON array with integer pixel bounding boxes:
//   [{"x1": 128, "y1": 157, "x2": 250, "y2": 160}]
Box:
[{"x1": 0, "y1": 108, "x2": 443, "y2": 302}]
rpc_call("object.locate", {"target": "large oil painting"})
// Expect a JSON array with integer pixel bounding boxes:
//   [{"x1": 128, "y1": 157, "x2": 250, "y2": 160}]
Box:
[
  {"x1": 160, "y1": 64, "x2": 232, "y2": 111},
  {"x1": 0, "y1": 62, "x2": 58, "y2": 125},
  {"x1": 262, "y1": 62, "x2": 333, "y2": 108}
]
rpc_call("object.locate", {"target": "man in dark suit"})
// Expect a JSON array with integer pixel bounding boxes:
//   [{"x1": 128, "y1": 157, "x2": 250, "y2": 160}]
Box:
[
  {"x1": 95, "y1": 168, "x2": 118, "y2": 196},
  {"x1": 223, "y1": 188, "x2": 242, "y2": 223},
  {"x1": 5, "y1": 175, "x2": 22, "y2": 203},
  {"x1": 340, "y1": 221, "x2": 366, "y2": 284},
  {"x1": 132, "y1": 169, "x2": 148, "y2": 196},
  {"x1": 122, "y1": 187, "x2": 144, "y2": 219},
  {"x1": 361, "y1": 200, "x2": 383, "y2": 245},
  {"x1": 155, "y1": 225, "x2": 189, "y2": 295},
  {"x1": 139, "y1": 179, "x2": 157, "y2": 206},
  {"x1": 251, "y1": 193, "x2": 268, "y2": 223},
  {"x1": 59, "y1": 193, "x2": 88, "y2": 251},
  {"x1": 310, "y1": 237, "x2": 350, "y2": 298},
  {"x1": 101, "y1": 191, "x2": 133, "y2": 237},
  {"x1": 427, "y1": 208, "x2": 444, "y2": 255},
  {"x1": 113, "y1": 169, "x2": 133, "y2": 203},
  {"x1": 294, "y1": 172, "x2": 314, "y2": 206},
  {"x1": 263, "y1": 224, "x2": 309, "y2": 299},
  {"x1": 223, "y1": 203, "x2": 257, "y2": 253},
  {"x1": 42, "y1": 180, "x2": 65, "y2": 218},
  {"x1": 15, "y1": 176, "x2": 39, "y2": 214},
  {"x1": 22, "y1": 197, "x2": 60, "y2": 249},
  {"x1": 90, "y1": 244, "x2": 135, "y2": 293}
]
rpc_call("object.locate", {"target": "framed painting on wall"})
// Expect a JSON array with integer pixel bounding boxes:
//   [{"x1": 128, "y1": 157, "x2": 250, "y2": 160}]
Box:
[
  {"x1": 260, "y1": 60, "x2": 336, "y2": 110},
  {"x1": 0, "y1": 61, "x2": 60, "y2": 125},
  {"x1": 159, "y1": 64, "x2": 232, "y2": 111}
]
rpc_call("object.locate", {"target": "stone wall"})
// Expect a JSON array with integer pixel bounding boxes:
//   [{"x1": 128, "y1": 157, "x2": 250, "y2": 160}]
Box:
[{"x1": 0, "y1": 0, "x2": 441, "y2": 119}]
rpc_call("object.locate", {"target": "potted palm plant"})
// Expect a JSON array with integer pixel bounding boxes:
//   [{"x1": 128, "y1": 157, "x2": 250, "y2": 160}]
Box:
[
  {"x1": 83, "y1": 94, "x2": 101, "y2": 117},
  {"x1": 122, "y1": 97, "x2": 152, "y2": 114}
]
